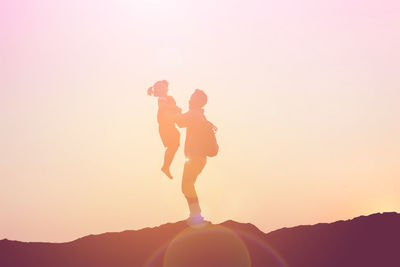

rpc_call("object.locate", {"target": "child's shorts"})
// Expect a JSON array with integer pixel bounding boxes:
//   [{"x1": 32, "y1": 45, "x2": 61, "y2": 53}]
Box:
[{"x1": 159, "y1": 125, "x2": 180, "y2": 148}]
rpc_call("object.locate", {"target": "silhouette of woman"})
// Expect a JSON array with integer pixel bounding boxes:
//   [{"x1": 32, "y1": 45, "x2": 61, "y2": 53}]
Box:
[{"x1": 147, "y1": 80, "x2": 181, "y2": 179}]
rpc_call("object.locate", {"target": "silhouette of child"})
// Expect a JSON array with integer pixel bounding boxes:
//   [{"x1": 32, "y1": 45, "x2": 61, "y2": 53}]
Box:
[{"x1": 147, "y1": 80, "x2": 181, "y2": 179}]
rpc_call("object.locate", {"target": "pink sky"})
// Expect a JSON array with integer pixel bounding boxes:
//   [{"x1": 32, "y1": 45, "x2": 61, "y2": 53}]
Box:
[{"x1": 1, "y1": 0, "x2": 400, "y2": 242}]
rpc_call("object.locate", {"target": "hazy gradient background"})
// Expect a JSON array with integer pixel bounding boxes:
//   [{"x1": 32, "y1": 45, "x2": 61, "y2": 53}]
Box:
[{"x1": 1, "y1": 0, "x2": 399, "y2": 242}]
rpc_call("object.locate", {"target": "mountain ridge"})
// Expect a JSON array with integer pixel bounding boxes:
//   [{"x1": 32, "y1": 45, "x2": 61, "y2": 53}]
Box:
[
  {"x1": 2, "y1": 212, "x2": 396, "y2": 244},
  {"x1": 1, "y1": 212, "x2": 399, "y2": 267}
]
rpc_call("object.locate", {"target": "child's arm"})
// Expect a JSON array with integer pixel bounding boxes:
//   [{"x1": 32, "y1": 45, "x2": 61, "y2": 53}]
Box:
[
  {"x1": 161, "y1": 96, "x2": 181, "y2": 116},
  {"x1": 158, "y1": 96, "x2": 177, "y2": 110},
  {"x1": 158, "y1": 97, "x2": 182, "y2": 122}
]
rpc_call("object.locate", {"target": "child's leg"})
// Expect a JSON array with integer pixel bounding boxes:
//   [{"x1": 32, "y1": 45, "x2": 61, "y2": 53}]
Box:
[{"x1": 161, "y1": 146, "x2": 178, "y2": 179}]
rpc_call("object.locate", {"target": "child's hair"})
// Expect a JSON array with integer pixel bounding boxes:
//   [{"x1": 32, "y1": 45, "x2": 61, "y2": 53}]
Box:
[
  {"x1": 147, "y1": 80, "x2": 169, "y2": 97},
  {"x1": 191, "y1": 89, "x2": 208, "y2": 108}
]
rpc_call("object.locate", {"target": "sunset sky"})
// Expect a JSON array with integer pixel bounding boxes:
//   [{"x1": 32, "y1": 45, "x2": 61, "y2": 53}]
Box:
[{"x1": 1, "y1": 0, "x2": 399, "y2": 242}]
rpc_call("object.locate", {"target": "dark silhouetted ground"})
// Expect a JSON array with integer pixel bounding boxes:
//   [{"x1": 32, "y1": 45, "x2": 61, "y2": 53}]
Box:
[{"x1": 1, "y1": 212, "x2": 399, "y2": 267}]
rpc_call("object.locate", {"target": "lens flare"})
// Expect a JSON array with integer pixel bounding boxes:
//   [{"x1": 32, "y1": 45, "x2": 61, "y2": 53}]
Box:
[
  {"x1": 144, "y1": 223, "x2": 289, "y2": 267},
  {"x1": 233, "y1": 228, "x2": 289, "y2": 267},
  {"x1": 163, "y1": 225, "x2": 251, "y2": 267}
]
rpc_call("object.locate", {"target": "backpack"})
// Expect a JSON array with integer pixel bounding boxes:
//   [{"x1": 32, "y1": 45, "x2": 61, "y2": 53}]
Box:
[{"x1": 201, "y1": 118, "x2": 219, "y2": 157}]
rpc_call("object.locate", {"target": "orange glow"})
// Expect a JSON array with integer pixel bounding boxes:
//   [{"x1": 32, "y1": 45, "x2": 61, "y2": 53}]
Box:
[{"x1": 1, "y1": 0, "x2": 399, "y2": 242}]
